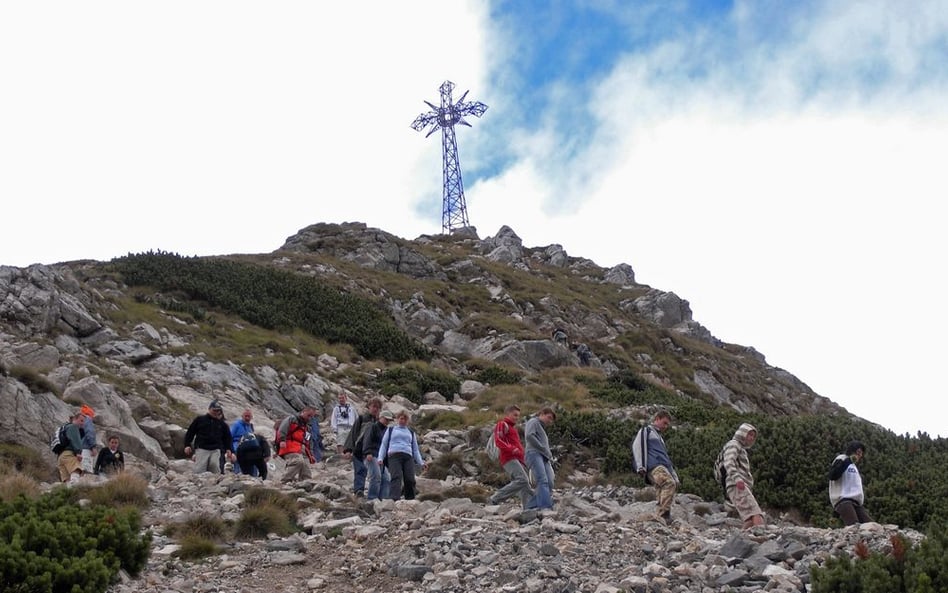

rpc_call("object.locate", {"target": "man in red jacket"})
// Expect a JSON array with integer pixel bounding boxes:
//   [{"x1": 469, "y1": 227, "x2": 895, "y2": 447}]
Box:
[
  {"x1": 488, "y1": 405, "x2": 534, "y2": 509},
  {"x1": 277, "y1": 406, "x2": 317, "y2": 483}
]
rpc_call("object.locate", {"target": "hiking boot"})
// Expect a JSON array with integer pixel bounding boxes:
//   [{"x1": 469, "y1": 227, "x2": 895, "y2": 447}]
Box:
[{"x1": 660, "y1": 511, "x2": 673, "y2": 525}]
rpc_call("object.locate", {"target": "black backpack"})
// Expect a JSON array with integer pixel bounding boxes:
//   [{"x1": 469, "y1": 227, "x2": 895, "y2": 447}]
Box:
[
  {"x1": 236, "y1": 426, "x2": 261, "y2": 453},
  {"x1": 50, "y1": 423, "x2": 71, "y2": 455}
]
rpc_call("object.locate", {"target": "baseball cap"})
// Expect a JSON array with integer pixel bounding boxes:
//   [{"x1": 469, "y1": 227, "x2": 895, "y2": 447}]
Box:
[
  {"x1": 380, "y1": 410, "x2": 395, "y2": 420},
  {"x1": 208, "y1": 400, "x2": 223, "y2": 411}
]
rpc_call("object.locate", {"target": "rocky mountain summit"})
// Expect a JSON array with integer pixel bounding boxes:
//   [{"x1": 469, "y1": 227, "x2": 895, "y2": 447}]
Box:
[
  {"x1": 1, "y1": 221, "x2": 890, "y2": 592},
  {"x1": 1, "y1": 222, "x2": 846, "y2": 471}
]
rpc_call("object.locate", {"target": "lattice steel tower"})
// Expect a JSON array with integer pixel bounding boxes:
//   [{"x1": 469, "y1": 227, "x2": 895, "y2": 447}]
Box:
[{"x1": 411, "y1": 80, "x2": 488, "y2": 233}]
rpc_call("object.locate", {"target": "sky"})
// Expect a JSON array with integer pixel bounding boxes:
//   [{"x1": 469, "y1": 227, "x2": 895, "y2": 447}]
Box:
[{"x1": 2, "y1": 1, "x2": 946, "y2": 437}]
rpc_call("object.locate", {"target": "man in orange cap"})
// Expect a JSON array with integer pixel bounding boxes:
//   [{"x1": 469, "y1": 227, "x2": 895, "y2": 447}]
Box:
[{"x1": 79, "y1": 405, "x2": 98, "y2": 474}]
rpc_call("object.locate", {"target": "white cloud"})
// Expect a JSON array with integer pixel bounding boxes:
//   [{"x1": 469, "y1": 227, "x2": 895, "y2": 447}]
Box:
[
  {"x1": 0, "y1": 1, "x2": 488, "y2": 264},
  {"x1": 467, "y1": 2, "x2": 948, "y2": 435}
]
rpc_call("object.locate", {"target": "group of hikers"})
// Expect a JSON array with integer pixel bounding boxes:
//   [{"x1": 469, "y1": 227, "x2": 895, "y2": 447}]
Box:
[
  {"x1": 175, "y1": 394, "x2": 428, "y2": 502},
  {"x1": 631, "y1": 411, "x2": 871, "y2": 528},
  {"x1": 58, "y1": 398, "x2": 872, "y2": 529},
  {"x1": 52, "y1": 405, "x2": 125, "y2": 484}
]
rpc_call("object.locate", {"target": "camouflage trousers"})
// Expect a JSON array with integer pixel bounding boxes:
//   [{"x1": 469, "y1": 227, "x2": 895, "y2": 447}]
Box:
[{"x1": 648, "y1": 465, "x2": 678, "y2": 515}]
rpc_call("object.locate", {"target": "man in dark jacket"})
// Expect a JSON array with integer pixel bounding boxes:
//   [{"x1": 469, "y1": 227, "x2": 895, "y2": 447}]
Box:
[
  {"x1": 343, "y1": 397, "x2": 381, "y2": 496},
  {"x1": 183, "y1": 400, "x2": 234, "y2": 474},
  {"x1": 828, "y1": 441, "x2": 872, "y2": 526},
  {"x1": 94, "y1": 434, "x2": 126, "y2": 476},
  {"x1": 362, "y1": 409, "x2": 394, "y2": 500}
]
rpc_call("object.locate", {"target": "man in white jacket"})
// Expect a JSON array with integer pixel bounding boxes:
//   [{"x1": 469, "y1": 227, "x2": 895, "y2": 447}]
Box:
[
  {"x1": 828, "y1": 441, "x2": 872, "y2": 526},
  {"x1": 331, "y1": 392, "x2": 357, "y2": 455}
]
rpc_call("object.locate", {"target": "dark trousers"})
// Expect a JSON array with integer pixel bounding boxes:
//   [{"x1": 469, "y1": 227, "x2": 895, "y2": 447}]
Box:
[
  {"x1": 836, "y1": 499, "x2": 872, "y2": 525},
  {"x1": 386, "y1": 453, "x2": 417, "y2": 501},
  {"x1": 237, "y1": 454, "x2": 268, "y2": 480}
]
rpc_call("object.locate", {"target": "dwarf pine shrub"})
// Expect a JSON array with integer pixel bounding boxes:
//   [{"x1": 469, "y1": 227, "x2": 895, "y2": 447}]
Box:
[
  {"x1": 811, "y1": 527, "x2": 948, "y2": 593},
  {"x1": 0, "y1": 488, "x2": 151, "y2": 593},
  {"x1": 374, "y1": 363, "x2": 461, "y2": 404}
]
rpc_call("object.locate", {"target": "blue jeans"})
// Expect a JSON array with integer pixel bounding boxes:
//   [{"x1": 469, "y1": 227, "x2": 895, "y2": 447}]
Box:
[
  {"x1": 352, "y1": 456, "x2": 367, "y2": 494},
  {"x1": 365, "y1": 457, "x2": 391, "y2": 500},
  {"x1": 526, "y1": 450, "x2": 554, "y2": 510}
]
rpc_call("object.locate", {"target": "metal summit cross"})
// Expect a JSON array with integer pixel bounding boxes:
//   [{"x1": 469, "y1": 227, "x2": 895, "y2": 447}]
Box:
[{"x1": 411, "y1": 80, "x2": 488, "y2": 233}]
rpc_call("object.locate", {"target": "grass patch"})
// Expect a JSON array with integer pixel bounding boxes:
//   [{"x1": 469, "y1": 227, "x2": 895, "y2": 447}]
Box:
[
  {"x1": 174, "y1": 535, "x2": 220, "y2": 560},
  {"x1": 424, "y1": 452, "x2": 466, "y2": 480},
  {"x1": 0, "y1": 442, "x2": 54, "y2": 481},
  {"x1": 235, "y1": 504, "x2": 295, "y2": 539},
  {"x1": 325, "y1": 525, "x2": 343, "y2": 539},
  {"x1": 167, "y1": 513, "x2": 228, "y2": 541},
  {"x1": 243, "y1": 486, "x2": 299, "y2": 522},
  {"x1": 71, "y1": 473, "x2": 150, "y2": 508},
  {"x1": 0, "y1": 473, "x2": 41, "y2": 502},
  {"x1": 4, "y1": 365, "x2": 60, "y2": 395}
]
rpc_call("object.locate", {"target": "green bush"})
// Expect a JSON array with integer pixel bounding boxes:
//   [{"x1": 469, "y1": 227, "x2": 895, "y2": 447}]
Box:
[
  {"x1": 811, "y1": 526, "x2": 948, "y2": 592},
  {"x1": 110, "y1": 252, "x2": 430, "y2": 362},
  {"x1": 550, "y1": 375, "x2": 948, "y2": 530},
  {"x1": 374, "y1": 363, "x2": 461, "y2": 404},
  {"x1": 473, "y1": 365, "x2": 524, "y2": 386},
  {"x1": 0, "y1": 488, "x2": 151, "y2": 593}
]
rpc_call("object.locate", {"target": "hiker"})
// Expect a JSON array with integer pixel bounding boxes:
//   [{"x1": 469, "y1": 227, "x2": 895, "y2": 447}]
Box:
[
  {"x1": 718, "y1": 423, "x2": 765, "y2": 529},
  {"x1": 93, "y1": 434, "x2": 125, "y2": 476},
  {"x1": 277, "y1": 406, "x2": 318, "y2": 483},
  {"x1": 524, "y1": 407, "x2": 556, "y2": 510},
  {"x1": 331, "y1": 392, "x2": 357, "y2": 455},
  {"x1": 631, "y1": 410, "x2": 680, "y2": 524},
  {"x1": 362, "y1": 409, "x2": 394, "y2": 501},
  {"x1": 377, "y1": 410, "x2": 426, "y2": 501},
  {"x1": 57, "y1": 410, "x2": 87, "y2": 483},
  {"x1": 576, "y1": 343, "x2": 591, "y2": 366},
  {"x1": 183, "y1": 400, "x2": 234, "y2": 474},
  {"x1": 233, "y1": 410, "x2": 271, "y2": 480},
  {"x1": 488, "y1": 405, "x2": 534, "y2": 509},
  {"x1": 828, "y1": 440, "x2": 873, "y2": 526},
  {"x1": 552, "y1": 328, "x2": 569, "y2": 346},
  {"x1": 343, "y1": 398, "x2": 381, "y2": 497},
  {"x1": 308, "y1": 410, "x2": 324, "y2": 464},
  {"x1": 230, "y1": 409, "x2": 256, "y2": 475},
  {"x1": 79, "y1": 404, "x2": 98, "y2": 475}
]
